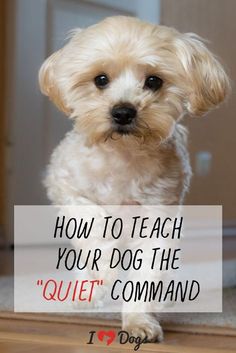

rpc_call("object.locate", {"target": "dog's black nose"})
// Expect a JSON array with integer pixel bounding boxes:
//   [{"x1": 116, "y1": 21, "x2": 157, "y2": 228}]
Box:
[{"x1": 111, "y1": 104, "x2": 137, "y2": 125}]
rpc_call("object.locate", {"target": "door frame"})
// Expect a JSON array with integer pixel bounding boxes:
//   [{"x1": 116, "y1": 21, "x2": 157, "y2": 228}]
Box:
[
  {"x1": 5, "y1": 0, "x2": 161, "y2": 244},
  {"x1": 0, "y1": 0, "x2": 6, "y2": 245}
]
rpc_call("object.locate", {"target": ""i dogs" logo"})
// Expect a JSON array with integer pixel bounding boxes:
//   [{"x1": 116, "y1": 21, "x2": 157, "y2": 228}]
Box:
[{"x1": 87, "y1": 330, "x2": 148, "y2": 351}]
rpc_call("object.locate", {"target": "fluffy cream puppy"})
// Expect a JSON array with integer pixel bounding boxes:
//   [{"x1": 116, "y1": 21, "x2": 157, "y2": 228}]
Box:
[{"x1": 39, "y1": 16, "x2": 230, "y2": 341}]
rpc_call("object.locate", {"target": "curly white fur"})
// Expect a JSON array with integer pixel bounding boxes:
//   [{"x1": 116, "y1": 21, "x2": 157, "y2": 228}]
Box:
[{"x1": 39, "y1": 16, "x2": 230, "y2": 342}]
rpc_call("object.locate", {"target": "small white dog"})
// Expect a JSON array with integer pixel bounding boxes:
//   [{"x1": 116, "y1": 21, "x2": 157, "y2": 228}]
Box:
[{"x1": 39, "y1": 16, "x2": 230, "y2": 342}]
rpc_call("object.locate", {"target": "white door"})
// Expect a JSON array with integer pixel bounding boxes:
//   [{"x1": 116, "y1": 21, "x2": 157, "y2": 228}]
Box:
[{"x1": 6, "y1": 0, "x2": 160, "y2": 243}]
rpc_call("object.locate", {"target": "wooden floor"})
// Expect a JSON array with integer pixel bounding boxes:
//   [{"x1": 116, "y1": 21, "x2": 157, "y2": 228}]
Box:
[{"x1": 0, "y1": 316, "x2": 236, "y2": 353}]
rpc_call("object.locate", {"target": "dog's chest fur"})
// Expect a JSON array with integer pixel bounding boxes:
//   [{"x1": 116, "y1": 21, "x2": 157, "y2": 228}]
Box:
[{"x1": 45, "y1": 126, "x2": 190, "y2": 205}]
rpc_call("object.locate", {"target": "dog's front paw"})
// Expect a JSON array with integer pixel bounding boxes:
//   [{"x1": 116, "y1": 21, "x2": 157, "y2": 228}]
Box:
[{"x1": 122, "y1": 313, "x2": 163, "y2": 343}]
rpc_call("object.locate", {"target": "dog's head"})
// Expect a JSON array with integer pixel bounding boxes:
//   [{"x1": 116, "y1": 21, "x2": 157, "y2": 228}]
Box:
[{"x1": 39, "y1": 16, "x2": 230, "y2": 145}]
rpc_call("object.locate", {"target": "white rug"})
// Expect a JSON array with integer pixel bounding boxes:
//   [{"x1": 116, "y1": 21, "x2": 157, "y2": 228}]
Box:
[{"x1": 0, "y1": 276, "x2": 236, "y2": 331}]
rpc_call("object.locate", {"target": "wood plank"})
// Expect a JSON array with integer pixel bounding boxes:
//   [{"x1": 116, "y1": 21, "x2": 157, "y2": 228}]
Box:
[
  {"x1": 0, "y1": 340, "x2": 133, "y2": 353},
  {"x1": 0, "y1": 311, "x2": 236, "y2": 338},
  {"x1": 0, "y1": 318, "x2": 236, "y2": 353}
]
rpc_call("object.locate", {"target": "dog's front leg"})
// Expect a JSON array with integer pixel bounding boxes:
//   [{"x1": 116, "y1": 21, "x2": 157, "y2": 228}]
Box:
[
  {"x1": 120, "y1": 231, "x2": 164, "y2": 343},
  {"x1": 122, "y1": 311, "x2": 163, "y2": 343},
  {"x1": 59, "y1": 199, "x2": 119, "y2": 311}
]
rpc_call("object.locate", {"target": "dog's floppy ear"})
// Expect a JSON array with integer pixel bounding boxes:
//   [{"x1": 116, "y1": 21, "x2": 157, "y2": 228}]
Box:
[
  {"x1": 175, "y1": 33, "x2": 231, "y2": 116},
  {"x1": 39, "y1": 49, "x2": 70, "y2": 115}
]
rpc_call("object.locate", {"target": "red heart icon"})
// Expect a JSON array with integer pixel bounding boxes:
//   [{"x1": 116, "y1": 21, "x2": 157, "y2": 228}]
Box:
[{"x1": 97, "y1": 330, "x2": 116, "y2": 345}]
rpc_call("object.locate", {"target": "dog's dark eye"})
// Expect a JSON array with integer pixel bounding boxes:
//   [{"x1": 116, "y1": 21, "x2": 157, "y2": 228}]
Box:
[
  {"x1": 94, "y1": 74, "x2": 109, "y2": 89},
  {"x1": 144, "y1": 76, "x2": 163, "y2": 91}
]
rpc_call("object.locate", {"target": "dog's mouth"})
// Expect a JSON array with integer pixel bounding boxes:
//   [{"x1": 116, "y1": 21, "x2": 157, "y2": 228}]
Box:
[
  {"x1": 103, "y1": 124, "x2": 137, "y2": 142},
  {"x1": 104, "y1": 117, "x2": 154, "y2": 142},
  {"x1": 112, "y1": 124, "x2": 134, "y2": 135},
  {"x1": 104, "y1": 119, "x2": 154, "y2": 142},
  {"x1": 110, "y1": 118, "x2": 138, "y2": 136}
]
